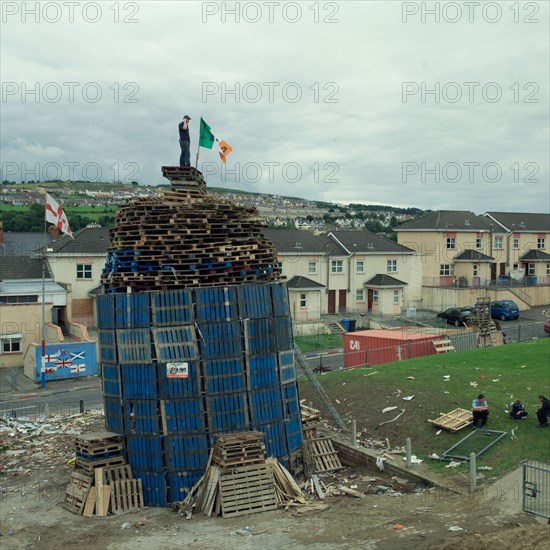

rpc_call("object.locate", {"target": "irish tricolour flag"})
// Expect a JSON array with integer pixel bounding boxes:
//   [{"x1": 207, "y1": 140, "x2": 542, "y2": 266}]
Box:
[{"x1": 199, "y1": 117, "x2": 233, "y2": 163}]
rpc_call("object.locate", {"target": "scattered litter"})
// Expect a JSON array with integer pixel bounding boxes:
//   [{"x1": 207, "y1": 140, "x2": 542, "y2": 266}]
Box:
[
  {"x1": 444, "y1": 391, "x2": 449, "y2": 394},
  {"x1": 376, "y1": 457, "x2": 385, "y2": 472},
  {"x1": 443, "y1": 375, "x2": 451, "y2": 380},
  {"x1": 470, "y1": 382, "x2": 478, "y2": 388},
  {"x1": 407, "y1": 376, "x2": 415, "y2": 380},
  {"x1": 526, "y1": 387, "x2": 531, "y2": 391},
  {"x1": 402, "y1": 396, "x2": 414, "y2": 401},
  {"x1": 492, "y1": 379, "x2": 500, "y2": 382},
  {"x1": 448, "y1": 526, "x2": 463, "y2": 532},
  {"x1": 519, "y1": 365, "x2": 526, "y2": 369},
  {"x1": 335, "y1": 399, "x2": 341, "y2": 404},
  {"x1": 402, "y1": 455, "x2": 423, "y2": 464},
  {"x1": 428, "y1": 453, "x2": 440, "y2": 459},
  {"x1": 392, "y1": 524, "x2": 404, "y2": 530},
  {"x1": 364, "y1": 371, "x2": 379, "y2": 376},
  {"x1": 382, "y1": 406, "x2": 398, "y2": 414},
  {"x1": 121, "y1": 522, "x2": 132, "y2": 529},
  {"x1": 445, "y1": 461, "x2": 462, "y2": 468},
  {"x1": 232, "y1": 527, "x2": 252, "y2": 537},
  {"x1": 436, "y1": 429, "x2": 442, "y2": 435},
  {"x1": 480, "y1": 375, "x2": 487, "y2": 379},
  {"x1": 350, "y1": 484, "x2": 358, "y2": 489},
  {"x1": 478, "y1": 466, "x2": 493, "y2": 471}
]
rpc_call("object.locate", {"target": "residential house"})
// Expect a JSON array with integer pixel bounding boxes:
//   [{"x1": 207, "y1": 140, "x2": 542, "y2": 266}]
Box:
[{"x1": 263, "y1": 229, "x2": 420, "y2": 319}]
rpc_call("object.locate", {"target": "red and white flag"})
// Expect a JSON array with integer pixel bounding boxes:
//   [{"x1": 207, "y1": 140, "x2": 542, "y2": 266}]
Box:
[{"x1": 45, "y1": 193, "x2": 73, "y2": 238}]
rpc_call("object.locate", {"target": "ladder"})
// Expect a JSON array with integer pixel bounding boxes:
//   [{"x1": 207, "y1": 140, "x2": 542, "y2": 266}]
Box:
[{"x1": 294, "y1": 347, "x2": 348, "y2": 432}]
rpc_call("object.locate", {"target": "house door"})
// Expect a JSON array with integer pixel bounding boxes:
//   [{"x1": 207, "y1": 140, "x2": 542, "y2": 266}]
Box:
[
  {"x1": 367, "y1": 289, "x2": 374, "y2": 312},
  {"x1": 490, "y1": 263, "x2": 497, "y2": 281},
  {"x1": 499, "y1": 263, "x2": 506, "y2": 276},
  {"x1": 328, "y1": 290, "x2": 336, "y2": 314},
  {"x1": 338, "y1": 290, "x2": 347, "y2": 314}
]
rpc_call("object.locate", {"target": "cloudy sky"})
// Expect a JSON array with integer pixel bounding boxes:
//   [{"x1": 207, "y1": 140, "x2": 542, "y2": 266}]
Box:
[{"x1": 1, "y1": 1, "x2": 549, "y2": 212}]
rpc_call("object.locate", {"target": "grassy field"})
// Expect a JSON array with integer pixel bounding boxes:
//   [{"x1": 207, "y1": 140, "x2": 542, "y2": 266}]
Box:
[
  {"x1": 294, "y1": 333, "x2": 343, "y2": 352},
  {"x1": 298, "y1": 339, "x2": 550, "y2": 477}
]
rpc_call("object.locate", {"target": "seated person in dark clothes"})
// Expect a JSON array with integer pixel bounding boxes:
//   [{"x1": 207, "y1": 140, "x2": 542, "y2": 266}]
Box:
[
  {"x1": 508, "y1": 399, "x2": 528, "y2": 420},
  {"x1": 536, "y1": 394, "x2": 550, "y2": 427},
  {"x1": 472, "y1": 393, "x2": 489, "y2": 429}
]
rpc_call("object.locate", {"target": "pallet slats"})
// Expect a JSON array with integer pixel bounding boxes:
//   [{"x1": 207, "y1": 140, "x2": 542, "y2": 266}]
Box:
[{"x1": 428, "y1": 407, "x2": 473, "y2": 432}]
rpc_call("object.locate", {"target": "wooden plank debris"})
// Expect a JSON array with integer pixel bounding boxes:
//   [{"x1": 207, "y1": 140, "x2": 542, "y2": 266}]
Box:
[
  {"x1": 433, "y1": 339, "x2": 456, "y2": 354},
  {"x1": 429, "y1": 408, "x2": 473, "y2": 432},
  {"x1": 64, "y1": 471, "x2": 93, "y2": 515}
]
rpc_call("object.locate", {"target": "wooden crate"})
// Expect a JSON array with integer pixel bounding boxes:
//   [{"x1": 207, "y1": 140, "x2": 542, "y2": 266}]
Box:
[
  {"x1": 428, "y1": 408, "x2": 473, "y2": 432},
  {"x1": 433, "y1": 339, "x2": 456, "y2": 353},
  {"x1": 64, "y1": 471, "x2": 94, "y2": 515},
  {"x1": 76, "y1": 455, "x2": 126, "y2": 476},
  {"x1": 306, "y1": 437, "x2": 343, "y2": 473}
]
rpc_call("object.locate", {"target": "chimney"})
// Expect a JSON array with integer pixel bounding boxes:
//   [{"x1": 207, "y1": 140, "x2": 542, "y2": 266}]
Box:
[{"x1": 48, "y1": 225, "x2": 60, "y2": 241}]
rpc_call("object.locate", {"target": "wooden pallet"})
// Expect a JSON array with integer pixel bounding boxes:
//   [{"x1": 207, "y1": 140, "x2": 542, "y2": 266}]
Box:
[
  {"x1": 218, "y1": 464, "x2": 278, "y2": 518},
  {"x1": 64, "y1": 471, "x2": 94, "y2": 515},
  {"x1": 428, "y1": 408, "x2": 473, "y2": 432},
  {"x1": 76, "y1": 455, "x2": 126, "y2": 476},
  {"x1": 110, "y1": 479, "x2": 144, "y2": 514},
  {"x1": 306, "y1": 437, "x2": 343, "y2": 473},
  {"x1": 433, "y1": 339, "x2": 456, "y2": 353}
]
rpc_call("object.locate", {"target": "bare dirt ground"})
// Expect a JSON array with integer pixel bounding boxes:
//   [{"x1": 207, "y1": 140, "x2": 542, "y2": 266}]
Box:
[{"x1": 1, "y1": 411, "x2": 548, "y2": 550}]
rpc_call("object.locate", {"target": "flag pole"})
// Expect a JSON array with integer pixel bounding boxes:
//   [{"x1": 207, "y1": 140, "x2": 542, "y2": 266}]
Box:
[{"x1": 41, "y1": 193, "x2": 47, "y2": 389}]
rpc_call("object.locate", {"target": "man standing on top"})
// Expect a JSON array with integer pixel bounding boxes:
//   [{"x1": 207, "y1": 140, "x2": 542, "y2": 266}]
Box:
[{"x1": 179, "y1": 115, "x2": 191, "y2": 167}]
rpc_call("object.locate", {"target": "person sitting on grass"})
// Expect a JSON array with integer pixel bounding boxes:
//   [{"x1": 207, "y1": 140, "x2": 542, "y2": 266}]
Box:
[
  {"x1": 472, "y1": 393, "x2": 489, "y2": 430},
  {"x1": 536, "y1": 394, "x2": 550, "y2": 428},
  {"x1": 508, "y1": 399, "x2": 528, "y2": 420}
]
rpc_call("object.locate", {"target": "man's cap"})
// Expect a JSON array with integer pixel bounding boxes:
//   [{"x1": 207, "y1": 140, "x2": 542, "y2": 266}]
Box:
[{"x1": 183, "y1": 115, "x2": 191, "y2": 120}]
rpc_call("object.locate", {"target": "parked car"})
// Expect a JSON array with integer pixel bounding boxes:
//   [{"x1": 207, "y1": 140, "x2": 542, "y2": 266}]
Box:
[
  {"x1": 490, "y1": 300, "x2": 520, "y2": 321},
  {"x1": 436, "y1": 307, "x2": 472, "y2": 327},
  {"x1": 544, "y1": 319, "x2": 550, "y2": 335}
]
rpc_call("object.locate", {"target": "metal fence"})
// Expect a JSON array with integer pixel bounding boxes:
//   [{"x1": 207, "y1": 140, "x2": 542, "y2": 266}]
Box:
[{"x1": 523, "y1": 461, "x2": 550, "y2": 518}]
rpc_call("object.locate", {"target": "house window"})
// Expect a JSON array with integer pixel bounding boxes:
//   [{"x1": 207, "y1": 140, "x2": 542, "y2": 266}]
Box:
[
  {"x1": 494, "y1": 236, "x2": 503, "y2": 249},
  {"x1": 76, "y1": 264, "x2": 92, "y2": 280},
  {"x1": 356, "y1": 289, "x2": 364, "y2": 302},
  {"x1": 299, "y1": 293, "x2": 306, "y2": 308},
  {"x1": 476, "y1": 237, "x2": 483, "y2": 249},
  {"x1": 527, "y1": 263, "x2": 535, "y2": 275},
  {"x1": 372, "y1": 290, "x2": 379, "y2": 303},
  {"x1": 513, "y1": 263, "x2": 519, "y2": 271},
  {"x1": 1, "y1": 334, "x2": 22, "y2": 354},
  {"x1": 538, "y1": 238, "x2": 545, "y2": 249},
  {"x1": 308, "y1": 261, "x2": 317, "y2": 274},
  {"x1": 446, "y1": 237, "x2": 456, "y2": 249},
  {"x1": 0, "y1": 295, "x2": 39, "y2": 304},
  {"x1": 356, "y1": 260, "x2": 365, "y2": 273},
  {"x1": 277, "y1": 262, "x2": 283, "y2": 273},
  {"x1": 387, "y1": 260, "x2": 397, "y2": 273},
  {"x1": 393, "y1": 290, "x2": 399, "y2": 304},
  {"x1": 513, "y1": 237, "x2": 520, "y2": 249},
  {"x1": 546, "y1": 263, "x2": 550, "y2": 275},
  {"x1": 473, "y1": 265, "x2": 479, "y2": 277},
  {"x1": 331, "y1": 260, "x2": 343, "y2": 273},
  {"x1": 439, "y1": 264, "x2": 454, "y2": 276}
]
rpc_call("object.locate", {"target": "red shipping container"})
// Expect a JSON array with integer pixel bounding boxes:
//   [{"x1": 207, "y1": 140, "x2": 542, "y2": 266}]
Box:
[{"x1": 343, "y1": 330, "x2": 438, "y2": 368}]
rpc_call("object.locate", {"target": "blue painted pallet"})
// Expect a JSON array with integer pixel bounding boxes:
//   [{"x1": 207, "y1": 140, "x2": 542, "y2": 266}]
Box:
[
  {"x1": 102, "y1": 364, "x2": 121, "y2": 398},
  {"x1": 285, "y1": 416, "x2": 303, "y2": 453},
  {"x1": 203, "y1": 357, "x2": 246, "y2": 394},
  {"x1": 117, "y1": 329, "x2": 152, "y2": 364},
  {"x1": 124, "y1": 399, "x2": 161, "y2": 435},
  {"x1": 271, "y1": 283, "x2": 290, "y2": 317},
  {"x1": 152, "y1": 327, "x2": 197, "y2": 362},
  {"x1": 256, "y1": 421, "x2": 288, "y2": 459},
  {"x1": 198, "y1": 321, "x2": 242, "y2": 359},
  {"x1": 273, "y1": 316, "x2": 293, "y2": 351},
  {"x1": 161, "y1": 398, "x2": 205, "y2": 434},
  {"x1": 194, "y1": 286, "x2": 238, "y2": 322},
  {"x1": 167, "y1": 470, "x2": 203, "y2": 503},
  {"x1": 103, "y1": 397, "x2": 124, "y2": 434},
  {"x1": 115, "y1": 292, "x2": 151, "y2": 328},
  {"x1": 120, "y1": 364, "x2": 158, "y2": 400},
  {"x1": 244, "y1": 318, "x2": 276, "y2": 355},
  {"x1": 98, "y1": 330, "x2": 117, "y2": 363},
  {"x1": 126, "y1": 435, "x2": 164, "y2": 471},
  {"x1": 237, "y1": 284, "x2": 273, "y2": 319},
  {"x1": 157, "y1": 360, "x2": 199, "y2": 399},
  {"x1": 164, "y1": 433, "x2": 209, "y2": 471},
  {"x1": 247, "y1": 354, "x2": 278, "y2": 390},
  {"x1": 132, "y1": 469, "x2": 168, "y2": 507},
  {"x1": 249, "y1": 388, "x2": 284, "y2": 424},
  {"x1": 97, "y1": 295, "x2": 116, "y2": 329},
  {"x1": 206, "y1": 393, "x2": 249, "y2": 433},
  {"x1": 151, "y1": 289, "x2": 194, "y2": 326}
]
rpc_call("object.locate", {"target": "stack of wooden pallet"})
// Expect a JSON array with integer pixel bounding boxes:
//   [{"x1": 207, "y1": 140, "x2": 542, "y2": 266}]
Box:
[
  {"x1": 176, "y1": 431, "x2": 304, "y2": 518},
  {"x1": 300, "y1": 401, "x2": 321, "y2": 440},
  {"x1": 102, "y1": 167, "x2": 283, "y2": 293},
  {"x1": 64, "y1": 431, "x2": 144, "y2": 517}
]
